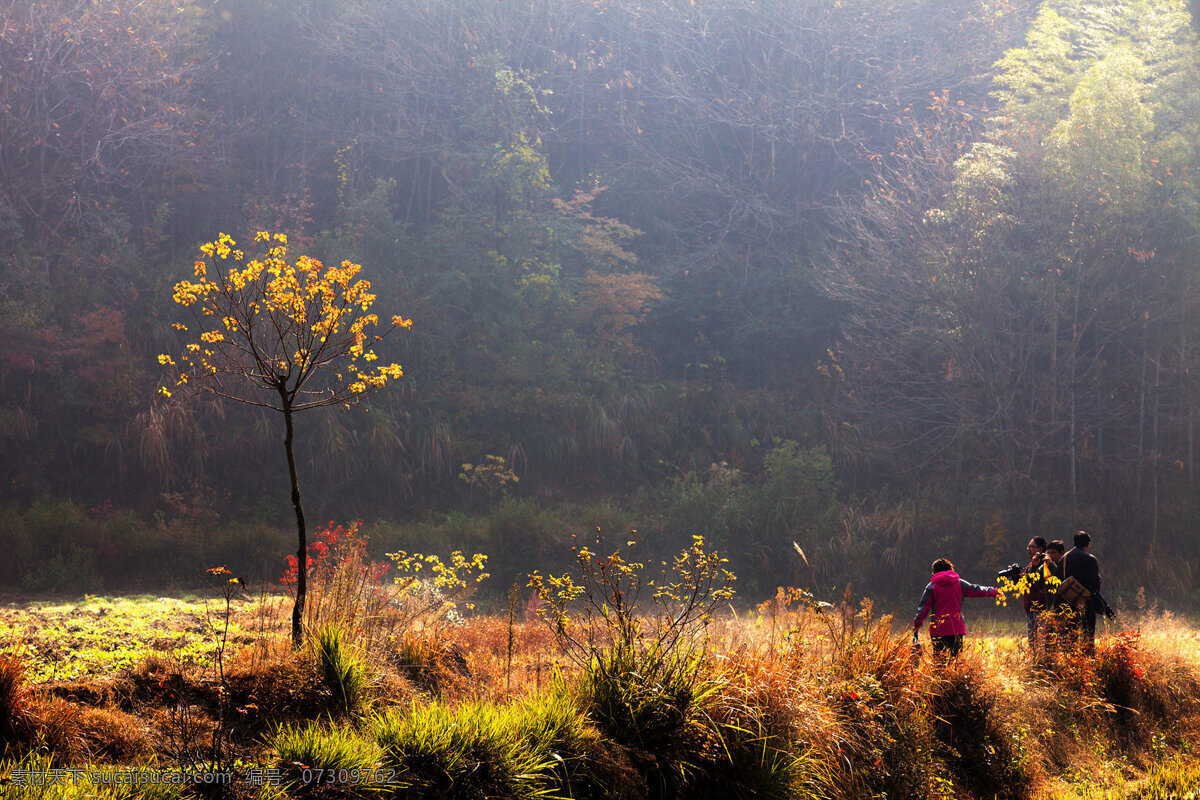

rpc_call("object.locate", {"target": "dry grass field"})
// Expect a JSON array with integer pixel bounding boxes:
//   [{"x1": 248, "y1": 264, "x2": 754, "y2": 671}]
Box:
[{"x1": 2, "y1": 536, "x2": 1200, "y2": 800}]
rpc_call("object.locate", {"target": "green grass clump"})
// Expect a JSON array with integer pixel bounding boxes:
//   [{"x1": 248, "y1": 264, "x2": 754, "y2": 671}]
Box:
[
  {"x1": 581, "y1": 640, "x2": 813, "y2": 800},
  {"x1": 581, "y1": 641, "x2": 715, "y2": 797},
  {"x1": 312, "y1": 624, "x2": 372, "y2": 717},
  {"x1": 271, "y1": 720, "x2": 382, "y2": 778},
  {"x1": 371, "y1": 689, "x2": 591, "y2": 799},
  {"x1": 693, "y1": 675, "x2": 809, "y2": 800}
]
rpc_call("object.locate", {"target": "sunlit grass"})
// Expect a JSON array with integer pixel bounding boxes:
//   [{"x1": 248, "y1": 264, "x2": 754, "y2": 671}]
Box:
[
  {"x1": 0, "y1": 595, "x2": 256, "y2": 682},
  {"x1": 271, "y1": 720, "x2": 383, "y2": 776},
  {"x1": 4, "y1": 588, "x2": 1200, "y2": 800},
  {"x1": 370, "y1": 691, "x2": 587, "y2": 799},
  {"x1": 0, "y1": 753, "x2": 186, "y2": 799},
  {"x1": 1044, "y1": 755, "x2": 1200, "y2": 799}
]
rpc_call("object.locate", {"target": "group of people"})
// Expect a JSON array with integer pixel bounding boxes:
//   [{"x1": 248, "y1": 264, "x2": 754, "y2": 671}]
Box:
[
  {"x1": 1018, "y1": 532, "x2": 1103, "y2": 651},
  {"x1": 912, "y1": 531, "x2": 1103, "y2": 657}
]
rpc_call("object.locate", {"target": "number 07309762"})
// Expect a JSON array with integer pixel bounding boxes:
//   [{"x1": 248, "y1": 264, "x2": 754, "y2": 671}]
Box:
[{"x1": 299, "y1": 767, "x2": 401, "y2": 786}]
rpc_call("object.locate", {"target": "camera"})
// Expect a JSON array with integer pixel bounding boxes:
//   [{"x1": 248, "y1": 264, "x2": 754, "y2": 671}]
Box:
[{"x1": 997, "y1": 563, "x2": 1023, "y2": 582}]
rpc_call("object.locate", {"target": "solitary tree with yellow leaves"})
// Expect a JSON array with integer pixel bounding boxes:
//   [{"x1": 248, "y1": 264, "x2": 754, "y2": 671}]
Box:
[{"x1": 159, "y1": 232, "x2": 411, "y2": 645}]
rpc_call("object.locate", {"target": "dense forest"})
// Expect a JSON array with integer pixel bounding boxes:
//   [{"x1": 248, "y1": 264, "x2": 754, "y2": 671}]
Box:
[{"x1": 1, "y1": 0, "x2": 1198, "y2": 606}]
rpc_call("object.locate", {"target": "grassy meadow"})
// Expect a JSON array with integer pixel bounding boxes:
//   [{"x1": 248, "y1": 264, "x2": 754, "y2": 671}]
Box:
[{"x1": 2, "y1": 535, "x2": 1200, "y2": 800}]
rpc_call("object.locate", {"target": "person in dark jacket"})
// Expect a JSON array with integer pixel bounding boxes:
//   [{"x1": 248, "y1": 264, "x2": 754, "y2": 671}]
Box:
[
  {"x1": 1021, "y1": 536, "x2": 1048, "y2": 645},
  {"x1": 1062, "y1": 530, "x2": 1102, "y2": 652},
  {"x1": 913, "y1": 558, "x2": 999, "y2": 657}
]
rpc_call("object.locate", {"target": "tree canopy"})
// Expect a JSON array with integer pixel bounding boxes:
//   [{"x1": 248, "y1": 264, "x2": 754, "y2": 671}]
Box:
[{"x1": 2, "y1": 0, "x2": 1199, "y2": 601}]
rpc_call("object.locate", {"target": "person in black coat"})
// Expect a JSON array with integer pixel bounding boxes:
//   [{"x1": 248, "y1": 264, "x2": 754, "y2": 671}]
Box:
[{"x1": 1062, "y1": 530, "x2": 1101, "y2": 652}]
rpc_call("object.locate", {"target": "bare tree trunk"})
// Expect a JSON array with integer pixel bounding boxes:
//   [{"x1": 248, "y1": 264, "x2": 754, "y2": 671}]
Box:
[
  {"x1": 1185, "y1": 331, "x2": 1194, "y2": 485},
  {"x1": 1069, "y1": 260, "x2": 1081, "y2": 514},
  {"x1": 1069, "y1": 384, "x2": 1077, "y2": 512},
  {"x1": 283, "y1": 400, "x2": 307, "y2": 646},
  {"x1": 1152, "y1": 349, "x2": 1160, "y2": 545},
  {"x1": 1136, "y1": 324, "x2": 1148, "y2": 500}
]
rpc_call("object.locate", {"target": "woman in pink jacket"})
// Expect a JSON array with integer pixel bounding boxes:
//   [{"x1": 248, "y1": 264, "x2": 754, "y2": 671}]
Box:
[{"x1": 913, "y1": 558, "x2": 999, "y2": 656}]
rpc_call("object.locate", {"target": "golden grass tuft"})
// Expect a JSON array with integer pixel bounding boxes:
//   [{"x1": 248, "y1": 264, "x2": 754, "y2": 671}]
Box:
[
  {"x1": 223, "y1": 638, "x2": 331, "y2": 727},
  {"x1": 0, "y1": 653, "x2": 32, "y2": 746},
  {"x1": 389, "y1": 628, "x2": 474, "y2": 698},
  {"x1": 76, "y1": 705, "x2": 154, "y2": 761},
  {"x1": 25, "y1": 694, "x2": 86, "y2": 765}
]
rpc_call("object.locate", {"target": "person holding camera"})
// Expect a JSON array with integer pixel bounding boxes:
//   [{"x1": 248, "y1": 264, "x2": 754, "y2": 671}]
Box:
[
  {"x1": 913, "y1": 558, "x2": 1000, "y2": 657},
  {"x1": 1062, "y1": 530, "x2": 1102, "y2": 653},
  {"x1": 1020, "y1": 537, "x2": 1048, "y2": 645}
]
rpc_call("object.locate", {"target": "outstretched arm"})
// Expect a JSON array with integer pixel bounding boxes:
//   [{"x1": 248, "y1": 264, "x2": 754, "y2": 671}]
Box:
[{"x1": 960, "y1": 579, "x2": 999, "y2": 598}]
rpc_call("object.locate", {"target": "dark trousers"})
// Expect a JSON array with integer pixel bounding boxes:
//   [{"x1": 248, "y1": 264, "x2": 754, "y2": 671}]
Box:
[
  {"x1": 1057, "y1": 606, "x2": 1096, "y2": 653},
  {"x1": 1077, "y1": 607, "x2": 1096, "y2": 652},
  {"x1": 932, "y1": 634, "x2": 963, "y2": 657}
]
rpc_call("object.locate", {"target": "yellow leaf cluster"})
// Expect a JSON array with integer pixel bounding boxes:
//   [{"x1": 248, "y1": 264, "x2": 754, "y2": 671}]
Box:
[
  {"x1": 157, "y1": 232, "x2": 410, "y2": 403},
  {"x1": 387, "y1": 550, "x2": 489, "y2": 595}
]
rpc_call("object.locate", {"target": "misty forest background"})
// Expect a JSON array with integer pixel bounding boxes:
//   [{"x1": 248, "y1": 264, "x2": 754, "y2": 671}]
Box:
[{"x1": 2, "y1": 0, "x2": 1199, "y2": 609}]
